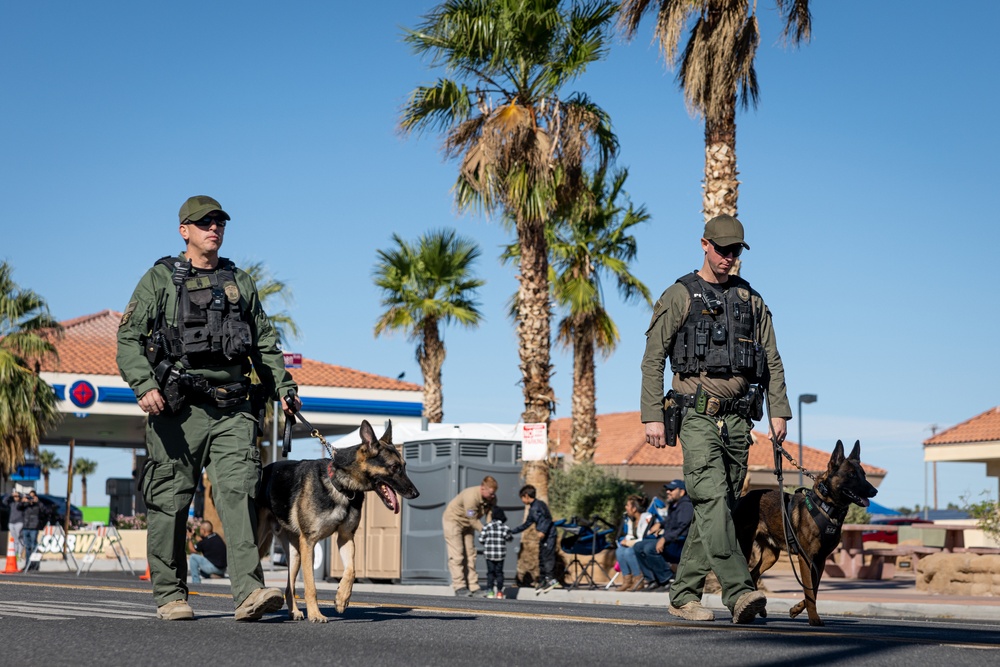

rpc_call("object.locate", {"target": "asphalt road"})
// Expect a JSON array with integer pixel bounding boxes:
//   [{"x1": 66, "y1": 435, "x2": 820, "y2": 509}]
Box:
[{"x1": 2, "y1": 573, "x2": 998, "y2": 667}]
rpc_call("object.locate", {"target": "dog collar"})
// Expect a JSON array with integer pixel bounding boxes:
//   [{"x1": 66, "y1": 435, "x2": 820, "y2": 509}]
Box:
[{"x1": 326, "y1": 460, "x2": 356, "y2": 501}]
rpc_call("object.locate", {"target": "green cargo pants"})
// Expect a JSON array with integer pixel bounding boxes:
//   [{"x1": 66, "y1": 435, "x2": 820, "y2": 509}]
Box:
[
  {"x1": 142, "y1": 401, "x2": 263, "y2": 608},
  {"x1": 668, "y1": 409, "x2": 755, "y2": 612}
]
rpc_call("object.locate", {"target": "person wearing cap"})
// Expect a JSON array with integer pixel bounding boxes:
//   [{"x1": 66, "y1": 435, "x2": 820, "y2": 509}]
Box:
[
  {"x1": 20, "y1": 490, "x2": 41, "y2": 570},
  {"x1": 442, "y1": 476, "x2": 497, "y2": 597},
  {"x1": 116, "y1": 195, "x2": 300, "y2": 621},
  {"x1": 633, "y1": 480, "x2": 693, "y2": 590},
  {"x1": 639, "y1": 214, "x2": 791, "y2": 623}
]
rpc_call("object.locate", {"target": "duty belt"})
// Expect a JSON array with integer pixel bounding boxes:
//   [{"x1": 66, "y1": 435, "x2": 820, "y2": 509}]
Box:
[
  {"x1": 186, "y1": 376, "x2": 250, "y2": 408},
  {"x1": 671, "y1": 391, "x2": 740, "y2": 417}
]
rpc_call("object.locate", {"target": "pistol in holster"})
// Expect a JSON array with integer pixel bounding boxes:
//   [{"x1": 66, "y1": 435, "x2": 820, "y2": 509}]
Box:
[
  {"x1": 249, "y1": 384, "x2": 268, "y2": 438},
  {"x1": 152, "y1": 360, "x2": 187, "y2": 414},
  {"x1": 735, "y1": 385, "x2": 765, "y2": 421},
  {"x1": 662, "y1": 392, "x2": 683, "y2": 448}
]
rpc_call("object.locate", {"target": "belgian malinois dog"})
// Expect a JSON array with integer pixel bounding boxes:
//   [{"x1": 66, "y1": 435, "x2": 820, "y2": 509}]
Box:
[
  {"x1": 256, "y1": 420, "x2": 419, "y2": 622},
  {"x1": 733, "y1": 440, "x2": 877, "y2": 626}
]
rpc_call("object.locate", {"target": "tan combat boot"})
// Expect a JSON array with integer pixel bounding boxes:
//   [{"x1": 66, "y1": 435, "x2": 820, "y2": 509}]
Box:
[
  {"x1": 732, "y1": 589, "x2": 767, "y2": 624},
  {"x1": 234, "y1": 587, "x2": 284, "y2": 622},
  {"x1": 156, "y1": 599, "x2": 194, "y2": 621},
  {"x1": 667, "y1": 600, "x2": 715, "y2": 621}
]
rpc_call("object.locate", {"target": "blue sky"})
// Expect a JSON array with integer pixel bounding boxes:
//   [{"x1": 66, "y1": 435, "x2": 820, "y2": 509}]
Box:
[{"x1": 3, "y1": 2, "x2": 998, "y2": 512}]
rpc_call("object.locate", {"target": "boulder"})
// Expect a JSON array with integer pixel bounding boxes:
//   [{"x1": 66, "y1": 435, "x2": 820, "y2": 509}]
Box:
[{"x1": 916, "y1": 552, "x2": 1000, "y2": 596}]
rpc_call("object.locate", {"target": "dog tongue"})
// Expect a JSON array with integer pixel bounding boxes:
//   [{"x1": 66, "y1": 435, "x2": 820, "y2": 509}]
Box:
[
  {"x1": 380, "y1": 484, "x2": 400, "y2": 514},
  {"x1": 859, "y1": 498, "x2": 870, "y2": 507}
]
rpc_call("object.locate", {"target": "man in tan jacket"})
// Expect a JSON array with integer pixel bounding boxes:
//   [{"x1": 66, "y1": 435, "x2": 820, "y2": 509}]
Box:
[{"x1": 442, "y1": 476, "x2": 498, "y2": 596}]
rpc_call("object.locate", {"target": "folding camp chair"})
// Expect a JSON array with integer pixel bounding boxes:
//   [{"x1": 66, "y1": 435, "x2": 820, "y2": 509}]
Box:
[{"x1": 555, "y1": 516, "x2": 616, "y2": 590}]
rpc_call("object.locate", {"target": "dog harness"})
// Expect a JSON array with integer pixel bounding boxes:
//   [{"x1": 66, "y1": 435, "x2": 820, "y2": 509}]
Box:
[{"x1": 785, "y1": 483, "x2": 848, "y2": 556}]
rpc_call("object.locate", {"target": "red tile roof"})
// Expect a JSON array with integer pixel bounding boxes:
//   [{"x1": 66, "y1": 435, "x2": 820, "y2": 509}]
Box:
[
  {"x1": 550, "y1": 411, "x2": 886, "y2": 475},
  {"x1": 38, "y1": 310, "x2": 422, "y2": 392},
  {"x1": 924, "y1": 406, "x2": 1000, "y2": 445}
]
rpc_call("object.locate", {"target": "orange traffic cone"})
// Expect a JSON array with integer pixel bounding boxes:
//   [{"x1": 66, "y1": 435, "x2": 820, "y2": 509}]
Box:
[
  {"x1": 139, "y1": 562, "x2": 150, "y2": 581},
  {"x1": 2, "y1": 533, "x2": 18, "y2": 574}
]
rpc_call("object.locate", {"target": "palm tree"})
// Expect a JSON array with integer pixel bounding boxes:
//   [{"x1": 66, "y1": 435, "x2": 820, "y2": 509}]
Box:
[
  {"x1": 401, "y1": 0, "x2": 619, "y2": 498},
  {"x1": 373, "y1": 229, "x2": 485, "y2": 423},
  {"x1": 241, "y1": 260, "x2": 301, "y2": 347},
  {"x1": 619, "y1": 0, "x2": 811, "y2": 221},
  {"x1": 0, "y1": 261, "x2": 62, "y2": 474},
  {"x1": 505, "y1": 168, "x2": 652, "y2": 462},
  {"x1": 37, "y1": 449, "x2": 64, "y2": 495},
  {"x1": 73, "y1": 458, "x2": 98, "y2": 506},
  {"x1": 550, "y1": 168, "x2": 652, "y2": 461}
]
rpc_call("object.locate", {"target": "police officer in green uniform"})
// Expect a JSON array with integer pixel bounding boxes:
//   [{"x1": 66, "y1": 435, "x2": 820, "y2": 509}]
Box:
[
  {"x1": 117, "y1": 195, "x2": 300, "y2": 621},
  {"x1": 640, "y1": 215, "x2": 792, "y2": 624}
]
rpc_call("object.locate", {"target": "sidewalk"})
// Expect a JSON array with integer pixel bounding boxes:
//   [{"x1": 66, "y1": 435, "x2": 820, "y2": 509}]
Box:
[{"x1": 36, "y1": 558, "x2": 1000, "y2": 622}]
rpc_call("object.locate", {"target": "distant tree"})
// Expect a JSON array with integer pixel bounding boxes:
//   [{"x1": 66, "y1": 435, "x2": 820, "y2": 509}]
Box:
[
  {"x1": 73, "y1": 458, "x2": 98, "y2": 506},
  {"x1": 504, "y1": 168, "x2": 651, "y2": 462},
  {"x1": 37, "y1": 449, "x2": 64, "y2": 495},
  {"x1": 374, "y1": 229, "x2": 485, "y2": 423},
  {"x1": 618, "y1": 0, "x2": 812, "y2": 240},
  {"x1": 0, "y1": 261, "x2": 62, "y2": 474},
  {"x1": 401, "y1": 0, "x2": 620, "y2": 501}
]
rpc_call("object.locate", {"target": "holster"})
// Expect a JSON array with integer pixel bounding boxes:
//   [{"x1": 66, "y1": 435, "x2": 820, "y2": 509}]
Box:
[
  {"x1": 735, "y1": 384, "x2": 765, "y2": 421},
  {"x1": 249, "y1": 384, "x2": 268, "y2": 438},
  {"x1": 662, "y1": 393, "x2": 682, "y2": 448},
  {"x1": 153, "y1": 362, "x2": 187, "y2": 413}
]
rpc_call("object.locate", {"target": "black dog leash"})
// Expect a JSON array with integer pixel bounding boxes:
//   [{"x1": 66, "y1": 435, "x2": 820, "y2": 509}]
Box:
[
  {"x1": 762, "y1": 383, "x2": 821, "y2": 599},
  {"x1": 281, "y1": 389, "x2": 333, "y2": 459}
]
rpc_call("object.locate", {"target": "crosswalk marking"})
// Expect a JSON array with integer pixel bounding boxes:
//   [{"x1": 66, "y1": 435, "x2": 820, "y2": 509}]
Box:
[{"x1": 0, "y1": 601, "x2": 155, "y2": 621}]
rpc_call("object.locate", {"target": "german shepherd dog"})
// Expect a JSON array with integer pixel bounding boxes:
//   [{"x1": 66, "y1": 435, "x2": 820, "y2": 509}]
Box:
[
  {"x1": 734, "y1": 440, "x2": 877, "y2": 626},
  {"x1": 255, "y1": 420, "x2": 419, "y2": 622}
]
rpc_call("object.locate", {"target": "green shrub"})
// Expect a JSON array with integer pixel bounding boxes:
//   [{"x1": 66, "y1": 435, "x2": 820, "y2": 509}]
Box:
[
  {"x1": 548, "y1": 462, "x2": 641, "y2": 526},
  {"x1": 844, "y1": 504, "x2": 871, "y2": 525},
  {"x1": 962, "y1": 493, "x2": 1000, "y2": 541}
]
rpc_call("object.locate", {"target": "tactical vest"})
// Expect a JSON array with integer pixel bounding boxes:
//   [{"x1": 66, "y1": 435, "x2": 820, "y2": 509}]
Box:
[
  {"x1": 154, "y1": 256, "x2": 253, "y2": 369},
  {"x1": 669, "y1": 272, "x2": 763, "y2": 379}
]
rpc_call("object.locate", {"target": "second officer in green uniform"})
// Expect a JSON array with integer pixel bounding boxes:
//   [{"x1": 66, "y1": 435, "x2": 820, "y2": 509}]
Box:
[
  {"x1": 117, "y1": 195, "x2": 300, "y2": 621},
  {"x1": 640, "y1": 214, "x2": 792, "y2": 624}
]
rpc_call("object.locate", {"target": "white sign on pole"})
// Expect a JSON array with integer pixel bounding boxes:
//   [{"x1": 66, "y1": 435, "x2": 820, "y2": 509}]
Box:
[{"x1": 521, "y1": 423, "x2": 547, "y2": 461}]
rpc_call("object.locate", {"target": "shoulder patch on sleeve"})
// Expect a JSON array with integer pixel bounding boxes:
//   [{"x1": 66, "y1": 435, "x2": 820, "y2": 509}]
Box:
[{"x1": 120, "y1": 302, "x2": 137, "y2": 328}]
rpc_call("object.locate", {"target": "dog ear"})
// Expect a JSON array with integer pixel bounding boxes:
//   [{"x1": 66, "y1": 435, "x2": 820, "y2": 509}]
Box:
[
  {"x1": 829, "y1": 440, "x2": 846, "y2": 469},
  {"x1": 359, "y1": 420, "x2": 379, "y2": 454},
  {"x1": 848, "y1": 440, "x2": 862, "y2": 462},
  {"x1": 380, "y1": 419, "x2": 393, "y2": 445}
]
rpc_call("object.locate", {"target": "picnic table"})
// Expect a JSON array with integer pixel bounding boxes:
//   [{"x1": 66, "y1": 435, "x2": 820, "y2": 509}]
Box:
[{"x1": 825, "y1": 524, "x2": 941, "y2": 580}]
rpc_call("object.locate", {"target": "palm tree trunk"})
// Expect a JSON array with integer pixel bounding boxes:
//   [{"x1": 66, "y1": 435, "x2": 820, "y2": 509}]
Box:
[
  {"x1": 514, "y1": 215, "x2": 554, "y2": 584},
  {"x1": 702, "y1": 101, "x2": 739, "y2": 221},
  {"x1": 43, "y1": 471, "x2": 50, "y2": 495},
  {"x1": 82, "y1": 476, "x2": 88, "y2": 506},
  {"x1": 570, "y1": 329, "x2": 597, "y2": 463},
  {"x1": 417, "y1": 319, "x2": 445, "y2": 423}
]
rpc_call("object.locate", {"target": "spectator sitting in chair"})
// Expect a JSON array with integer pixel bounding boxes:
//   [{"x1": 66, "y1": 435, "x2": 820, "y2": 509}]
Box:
[
  {"x1": 616, "y1": 494, "x2": 660, "y2": 591},
  {"x1": 634, "y1": 480, "x2": 693, "y2": 590},
  {"x1": 188, "y1": 520, "x2": 227, "y2": 584}
]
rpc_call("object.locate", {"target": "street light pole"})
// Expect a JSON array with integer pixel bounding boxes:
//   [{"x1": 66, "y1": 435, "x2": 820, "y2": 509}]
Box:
[{"x1": 797, "y1": 394, "x2": 818, "y2": 488}]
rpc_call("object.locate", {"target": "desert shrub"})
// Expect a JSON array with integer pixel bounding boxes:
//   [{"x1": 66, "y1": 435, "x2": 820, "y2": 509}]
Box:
[{"x1": 548, "y1": 462, "x2": 641, "y2": 526}]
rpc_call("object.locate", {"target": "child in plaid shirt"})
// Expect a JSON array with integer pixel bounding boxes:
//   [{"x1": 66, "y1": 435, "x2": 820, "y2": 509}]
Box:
[{"x1": 478, "y1": 506, "x2": 513, "y2": 598}]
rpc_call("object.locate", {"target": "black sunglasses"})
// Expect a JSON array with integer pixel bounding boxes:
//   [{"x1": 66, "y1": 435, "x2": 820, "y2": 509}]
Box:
[
  {"x1": 188, "y1": 217, "x2": 227, "y2": 230},
  {"x1": 709, "y1": 240, "x2": 743, "y2": 258}
]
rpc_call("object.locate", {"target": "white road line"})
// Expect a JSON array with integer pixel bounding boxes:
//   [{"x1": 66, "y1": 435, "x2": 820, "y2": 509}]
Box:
[{"x1": 3, "y1": 601, "x2": 155, "y2": 620}]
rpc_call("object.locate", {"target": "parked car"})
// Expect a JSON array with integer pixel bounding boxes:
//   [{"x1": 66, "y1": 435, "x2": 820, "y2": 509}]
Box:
[
  {"x1": 1, "y1": 492, "x2": 84, "y2": 530},
  {"x1": 862, "y1": 518, "x2": 932, "y2": 544}
]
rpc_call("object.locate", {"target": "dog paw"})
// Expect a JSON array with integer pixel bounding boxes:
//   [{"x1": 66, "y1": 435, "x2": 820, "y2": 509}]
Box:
[
  {"x1": 289, "y1": 609, "x2": 305, "y2": 621},
  {"x1": 808, "y1": 617, "x2": 825, "y2": 627},
  {"x1": 308, "y1": 614, "x2": 329, "y2": 624},
  {"x1": 336, "y1": 601, "x2": 349, "y2": 614}
]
